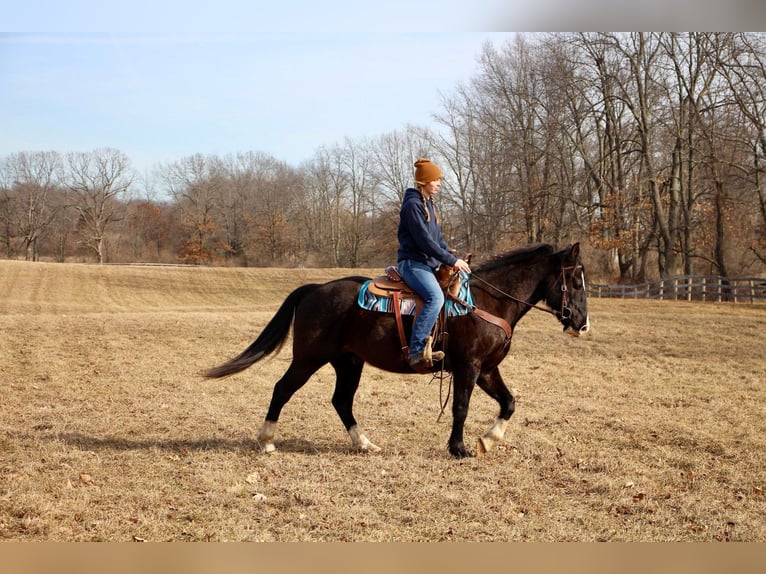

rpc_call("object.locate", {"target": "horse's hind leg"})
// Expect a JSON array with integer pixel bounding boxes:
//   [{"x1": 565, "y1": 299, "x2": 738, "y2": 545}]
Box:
[
  {"x1": 475, "y1": 366, "x2": 516, "y2": 456},
  {"x1": 331, "y1": 354, "x2": 380, "y2": 453},
  {"x1": 258, "y1": 359, "x2": 324, "y2": 453}
]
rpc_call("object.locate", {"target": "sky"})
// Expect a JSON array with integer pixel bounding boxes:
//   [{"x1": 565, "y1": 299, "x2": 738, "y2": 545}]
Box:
[
  {"x1": 3, "y1": 1, "x2": 765, "y2": 176},
  {"x1": 0, "y1": 31, "x2": 515, "y2": 175}
]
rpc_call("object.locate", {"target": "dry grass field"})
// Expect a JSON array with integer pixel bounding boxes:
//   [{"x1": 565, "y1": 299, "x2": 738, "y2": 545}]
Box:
[{"x1": 1, "y1": 259, "x2": 765, "y2": 542}]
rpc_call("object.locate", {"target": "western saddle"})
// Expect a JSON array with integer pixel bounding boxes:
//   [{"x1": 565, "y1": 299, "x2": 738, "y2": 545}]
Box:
[
  {"x1": 366, "y1": 264, "x2": 463, "y2": 364},
  {"x1": 366, "y1": 258, "x2": 512, "y2": 365}
]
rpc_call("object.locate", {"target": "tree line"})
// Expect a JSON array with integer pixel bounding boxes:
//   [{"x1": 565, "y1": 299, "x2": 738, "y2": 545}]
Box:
[{"x1": 2, "y1": 32, "x2": 766, "y2": 281}]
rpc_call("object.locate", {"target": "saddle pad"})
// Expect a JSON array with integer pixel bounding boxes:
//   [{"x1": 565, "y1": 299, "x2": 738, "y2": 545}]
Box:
[{"x1": 357, "y1": 272, "x2": 474, "y2": 317}]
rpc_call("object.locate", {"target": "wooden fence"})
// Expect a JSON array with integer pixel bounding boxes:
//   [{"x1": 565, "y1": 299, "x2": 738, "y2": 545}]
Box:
[{"x1": 587, "y1": 275, "x2": 766, "y2": 303}]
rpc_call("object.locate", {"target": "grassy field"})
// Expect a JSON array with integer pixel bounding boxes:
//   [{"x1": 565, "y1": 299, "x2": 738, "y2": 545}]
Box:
[{"x1": 1, "y1": 259, "x2": 765, "y2": 541}]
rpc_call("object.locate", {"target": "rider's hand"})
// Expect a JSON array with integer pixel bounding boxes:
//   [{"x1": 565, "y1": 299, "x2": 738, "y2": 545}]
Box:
[{"x1": 454, "y1": 258, "x2": 471, "y2": 274}]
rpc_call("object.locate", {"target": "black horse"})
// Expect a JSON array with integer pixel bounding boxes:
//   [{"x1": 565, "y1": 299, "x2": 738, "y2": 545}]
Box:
[{"x1": 205, "y1": 243, "x2": 589, "y2": 458}]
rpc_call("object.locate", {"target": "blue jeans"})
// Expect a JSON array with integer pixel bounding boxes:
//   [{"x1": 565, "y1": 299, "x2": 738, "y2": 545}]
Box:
[{"x1": 398, "y1": 259, "x2": 444, "y2": 357}]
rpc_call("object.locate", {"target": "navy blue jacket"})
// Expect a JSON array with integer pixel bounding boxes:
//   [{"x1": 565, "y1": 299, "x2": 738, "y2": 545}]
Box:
[{"x1": 397, "y1": 187, "x2": 458, "y2": 270}]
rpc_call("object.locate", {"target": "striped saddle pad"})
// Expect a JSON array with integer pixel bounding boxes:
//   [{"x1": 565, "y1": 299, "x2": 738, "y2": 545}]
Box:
[{"x1": 356, "y1": 271, "x2": 474, "y2": 317}]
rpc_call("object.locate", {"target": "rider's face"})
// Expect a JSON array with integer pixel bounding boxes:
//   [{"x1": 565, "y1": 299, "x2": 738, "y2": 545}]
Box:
[{"x1": 421, "y1": 179, "x2": 441, "y2": 198}]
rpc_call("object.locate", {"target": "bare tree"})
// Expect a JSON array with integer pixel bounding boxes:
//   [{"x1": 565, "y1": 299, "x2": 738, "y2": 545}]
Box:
[
  {"x1": 434, "y1": 39, "x2": 541, "y2": 254},
  {"x1": 63, "y1": 148, "x2": 132, "y2": 264},
  {"x1": 369, "y1": 125, "x2": 433, "y2": 205},
  {"x1": 219, "y1": 152, "x2": 265, "y2": 265},
  {"x1": 469, "y1": 37, "x2": 539, "y2": 248},
  {"x1": 565, "y1": 33, "x2": 661, "y2": 280},
  {"x1": 367, "y1": 126, "x2": 435, "y2": 261},
  {"x1": 224, "y1": 152, "x2": 301, "y2": 266},
  {"x1": 565, "y1": 33, "x2": 692, "y2": 279},
  {"x1": 0, "y1": 172, "x2": 13, "y2": 258},
  {"x1": 338, "y1": 138, "x2": 377, "y2": 267},
  {"x1": 301, "y1": 139, "x2": 381, "y2": 267},
  {"x1": 612, "y1": 33, "x2": 685, "y2": 277},
  {"x1": 2, "y1": 151, "x2": 63, "y2": 261},
  {"x1": 715, "y1": 32, "x2": 766, "y2": 267},
  {"x1": 160, "y1": 154, "x2": 224, "y2": 265},
  {"x1": 433, "y1": 84, "x2": 486, "y2": 252},
  {"x1": 302, "y1": 147, "x2": 346, "y2": 266}
]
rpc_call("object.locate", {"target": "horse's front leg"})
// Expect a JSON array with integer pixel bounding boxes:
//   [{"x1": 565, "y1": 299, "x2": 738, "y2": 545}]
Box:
[
  {"x1": 475, "y1": 366, "x2": 516, "y2": 456},
  {"x1": 448, "y1": 366, "x2": 479, "y2": 458}
]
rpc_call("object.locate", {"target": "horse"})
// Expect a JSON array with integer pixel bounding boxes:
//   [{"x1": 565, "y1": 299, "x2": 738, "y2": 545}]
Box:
[{"x1": 204, "y1": 242, "x2": 590, "y2": 458}]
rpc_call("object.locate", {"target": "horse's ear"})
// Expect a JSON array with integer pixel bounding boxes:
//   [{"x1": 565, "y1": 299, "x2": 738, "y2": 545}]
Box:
[{"x1": 569, "y1": 242, "x2": 580, "y2": 260}]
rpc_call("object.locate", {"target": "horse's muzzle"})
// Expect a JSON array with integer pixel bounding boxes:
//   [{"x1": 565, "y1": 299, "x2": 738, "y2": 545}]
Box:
[{"x1": 564, "y1": 317, "x2": 590, "y2": 337}]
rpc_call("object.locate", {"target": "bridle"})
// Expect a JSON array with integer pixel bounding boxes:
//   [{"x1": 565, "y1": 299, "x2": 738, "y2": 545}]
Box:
[
  {"x1": 556, "y1": 264, "x2": 583, "y2": 320},
  {"x1": 470, "y1": 263, "x2": 584, "y2": 321}
]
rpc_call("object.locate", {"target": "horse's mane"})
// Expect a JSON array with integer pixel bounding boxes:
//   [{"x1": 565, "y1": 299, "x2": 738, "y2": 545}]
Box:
[{"x1": 472, "y1": 243, "x2": 555, "y2": 273}]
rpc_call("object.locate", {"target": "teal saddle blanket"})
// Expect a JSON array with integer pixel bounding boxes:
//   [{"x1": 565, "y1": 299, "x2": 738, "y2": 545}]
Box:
[{"x1": 357, "y1": 271, "x2": 474, "y2": 317}]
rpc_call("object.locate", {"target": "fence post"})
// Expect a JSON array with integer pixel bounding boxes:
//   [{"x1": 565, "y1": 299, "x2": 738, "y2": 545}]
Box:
[
  {"x1": 687, "y1": 276, "x2": 692, "y2": 301},
  {"x1": 717, "y1": 277, "x2": 722, "y2": 302},
  {"x1": 659, "y1": 279, "x2": 665, "y2": 301}
]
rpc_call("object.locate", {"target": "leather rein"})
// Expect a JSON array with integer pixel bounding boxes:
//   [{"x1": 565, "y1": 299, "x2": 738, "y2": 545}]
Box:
[{"x1": 469, "y1": 264, "x2": 583, "y2": 321}]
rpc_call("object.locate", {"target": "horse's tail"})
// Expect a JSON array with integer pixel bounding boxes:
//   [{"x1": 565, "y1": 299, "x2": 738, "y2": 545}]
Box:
[{"x1": 204, "y1": 283, "x2": 320, "y2": 379}]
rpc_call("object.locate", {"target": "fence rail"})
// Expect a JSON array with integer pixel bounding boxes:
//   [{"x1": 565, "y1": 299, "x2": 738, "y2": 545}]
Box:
[{"x1": 587, "y1": 275, "x2": 766, "y2": 303}]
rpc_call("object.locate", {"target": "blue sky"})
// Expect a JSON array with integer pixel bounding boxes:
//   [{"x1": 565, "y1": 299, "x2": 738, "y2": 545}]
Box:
[
  {"x1": 1, "y1": 31, "x2": 515, "y2": 174},
  {"x1": 2, "y1": 1, "x2": 764, "y2": 175}
]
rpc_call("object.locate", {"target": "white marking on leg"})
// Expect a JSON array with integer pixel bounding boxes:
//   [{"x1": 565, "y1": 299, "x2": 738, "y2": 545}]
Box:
[
  {"x1": 479, "y1": 417, "x2": 509, "y2": 454},
  {"x1": 257, "y1": 420, "x2": 278, "y2": 454},
  {"x1": 348, "y1": 424, "x2": 382, "y2": 453},
  {"x1": 580, "y1": 271, "x2": 590, "y2": 334}
]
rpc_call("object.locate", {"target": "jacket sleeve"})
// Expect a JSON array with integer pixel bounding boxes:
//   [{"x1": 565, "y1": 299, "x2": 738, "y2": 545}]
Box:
[
  {"x1": 438, "y1": 230, "x2": 451, "y2": 252},
  {"x1": 401, "y1": 202, "x2": 458, "y2": 267}
]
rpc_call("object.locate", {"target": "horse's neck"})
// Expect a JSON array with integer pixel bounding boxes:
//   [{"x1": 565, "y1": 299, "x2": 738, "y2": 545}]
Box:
[{"x1": 470, "y1": 268, "x2": 543, "y2": 326}]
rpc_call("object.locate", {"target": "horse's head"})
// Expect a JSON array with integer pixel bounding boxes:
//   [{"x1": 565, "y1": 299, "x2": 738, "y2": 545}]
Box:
[{"x1": 546, "y1": 243, "x2": 590, "y2": 337}]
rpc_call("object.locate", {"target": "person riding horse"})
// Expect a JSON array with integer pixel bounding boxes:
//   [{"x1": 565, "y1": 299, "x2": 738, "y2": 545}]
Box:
[
  {"x1": 205, "y1": 241, "x2": 590, "y2": 458},
  {"x1": 397, "y1": 158, "x2": 471, "y2": 373}
]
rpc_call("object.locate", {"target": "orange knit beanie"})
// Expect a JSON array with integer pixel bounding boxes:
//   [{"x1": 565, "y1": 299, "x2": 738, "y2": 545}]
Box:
[{"x1": 414, "y1": 158, "x2": 442, "y2": 184}]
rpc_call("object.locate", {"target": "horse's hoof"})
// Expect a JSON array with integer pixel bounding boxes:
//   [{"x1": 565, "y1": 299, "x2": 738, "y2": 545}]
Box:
[
  {"x1": 348, "y1": 425, "x2": 382, "y2": 453},
  {"x1": 358, "y1": 441, "x2": 382, "y2": 453},
  {"x1": 261, "y1": 442, "x2": 276, "y2": 454},
  {"x1": 449, "y1": 445, "x2": 475, "y2": 458}
]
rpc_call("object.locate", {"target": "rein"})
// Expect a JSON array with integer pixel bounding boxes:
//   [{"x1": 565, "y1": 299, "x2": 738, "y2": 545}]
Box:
[{"x1": 470, "y1": 264, "x2": 582, "y2": 320}]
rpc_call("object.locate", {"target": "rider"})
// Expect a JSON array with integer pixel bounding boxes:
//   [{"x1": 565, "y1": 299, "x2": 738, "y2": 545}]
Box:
[{"x1": 397, "y1": 158, "x2": 471, "y2": 373}]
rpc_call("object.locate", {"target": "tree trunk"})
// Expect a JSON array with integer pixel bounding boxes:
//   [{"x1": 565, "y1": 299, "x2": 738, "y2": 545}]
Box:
[{"x1": 713, "y1": 179, "x2": 729, "y2": 277}]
